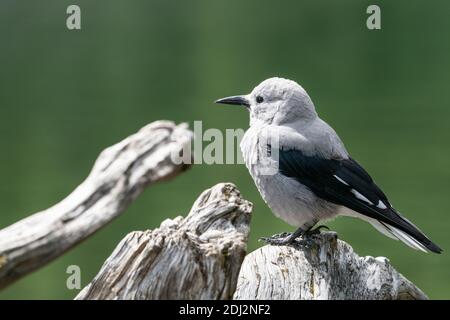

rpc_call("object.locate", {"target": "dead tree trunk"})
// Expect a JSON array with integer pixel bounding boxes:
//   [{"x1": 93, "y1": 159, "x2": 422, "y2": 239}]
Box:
[
  {"x1": 0, "y1": 120, "x2": 192, "y2": 289},
  {"x1": 233, "y1": 232, "x2": 428, "y2": 300},
  {"x1": 75, "y1": 183, "x2": 253, "y2": 300}
]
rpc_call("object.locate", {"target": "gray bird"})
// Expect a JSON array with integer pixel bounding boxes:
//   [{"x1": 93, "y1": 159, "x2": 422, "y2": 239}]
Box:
[{"x1": 216, "y1": 77, "x2": 442, "y2": 253}]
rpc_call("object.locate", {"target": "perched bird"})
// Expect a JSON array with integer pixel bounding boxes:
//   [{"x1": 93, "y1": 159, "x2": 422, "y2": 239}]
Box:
[{"x1": 216, "y1": 77, "x2": 442, "y2": 253}]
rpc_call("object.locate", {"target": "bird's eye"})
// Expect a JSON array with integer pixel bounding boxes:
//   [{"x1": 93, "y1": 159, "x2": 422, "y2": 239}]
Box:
[{"x1": 256, "y1": 96, "x2": 264, "y2": 103}]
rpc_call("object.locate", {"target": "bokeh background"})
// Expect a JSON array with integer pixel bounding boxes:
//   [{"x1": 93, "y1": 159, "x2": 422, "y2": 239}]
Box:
[{"x1": 0, "y1": 0, "x2": 449, "y2": 299}]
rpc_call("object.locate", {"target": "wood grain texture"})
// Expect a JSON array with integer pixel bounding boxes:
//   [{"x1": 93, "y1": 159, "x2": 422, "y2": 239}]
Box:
[
  {"x1": 234, "y1": 232, "x2": 428, "y2": 300},
  {"x1": 0, "y1": 120, "x2": 192, "y2": 289},
  {"x1": 75, "y1": 183, "x2": 253, "y2": 300}
]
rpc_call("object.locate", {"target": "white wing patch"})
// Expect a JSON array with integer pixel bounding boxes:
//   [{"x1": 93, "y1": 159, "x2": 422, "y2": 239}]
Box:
[
  {"x1": 333, "y1": 175, "x2": 349, "y2": 186},
  {"x1": 376, "y1": 200, "x2": 387, "y2": 209},
  {"x1": 334, "y1": 174, "x2": 388, "y2": 209},
  {"x1": 350, "y1": 189, "x2": 374, "y2": 205}
]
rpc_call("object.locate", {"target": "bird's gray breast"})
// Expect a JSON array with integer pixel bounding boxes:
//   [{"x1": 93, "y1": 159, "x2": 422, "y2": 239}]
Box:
[{"x1": 240, "y1": 124, "x2": 339, "y2": 228}]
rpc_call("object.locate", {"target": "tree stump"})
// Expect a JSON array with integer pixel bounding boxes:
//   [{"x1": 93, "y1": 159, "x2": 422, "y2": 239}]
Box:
[
  {"x1": 75, "y1": 183, "x2": 253, "y2": 300},
  {"x1": 234, "y1": 232, "x2": 428, "y2": 300}
]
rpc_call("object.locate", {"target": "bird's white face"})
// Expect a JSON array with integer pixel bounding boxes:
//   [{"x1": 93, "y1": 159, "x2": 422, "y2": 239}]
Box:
[{"x1": 216, "y1": 77, "x2": 317, "y2": 126}]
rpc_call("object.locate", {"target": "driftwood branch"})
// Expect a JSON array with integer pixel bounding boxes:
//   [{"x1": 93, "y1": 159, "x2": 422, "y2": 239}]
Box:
[
  {"x1": 0, "y1": 120, "x2": 192, "y2": 289},
  {"x1": 75, "y1": 183, "x2": 253, "y2": 300},
  {"x1": 234, "y1": 232, "x2": 428, "y2": 300}
]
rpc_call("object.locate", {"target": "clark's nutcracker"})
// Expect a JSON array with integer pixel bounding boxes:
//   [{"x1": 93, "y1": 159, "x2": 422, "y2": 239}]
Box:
[{"x1": 216, "y1": 77, "x2": 442, "y2": 253}]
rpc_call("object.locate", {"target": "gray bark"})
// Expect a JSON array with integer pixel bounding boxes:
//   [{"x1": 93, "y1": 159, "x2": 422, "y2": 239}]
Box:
[
  {"x1": 234, "y1": 232, "x2": 428, "y2": 300},
  {"x1": 75, "y1": 183, "x2": 253, "y2": 300},
  {"x1": 0, "y1": 120, "x2": 192, "y2": 289}
]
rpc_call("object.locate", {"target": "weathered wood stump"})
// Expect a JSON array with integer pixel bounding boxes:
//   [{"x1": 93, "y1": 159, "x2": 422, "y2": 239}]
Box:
[
  {"x1": 234, "y1": 232, "x2": 428, "y2": 300},
  {"x1": 75, "y1": 183, "x2": 253, "y2": 300}
]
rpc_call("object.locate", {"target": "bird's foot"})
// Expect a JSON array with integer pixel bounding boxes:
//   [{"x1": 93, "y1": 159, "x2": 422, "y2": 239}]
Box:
[
  {"x1": 259, "y1": 231, "x2": 313, "y2": 247},
  {"x1": 259, "y1": 232, "x2": 295, "y2": 245},
  {"x1": 259, "y1": 234, "x2": 315, "y2": 248},
  {"x1": 259, "y1": 226, "x2": 330, "y2": 247}
]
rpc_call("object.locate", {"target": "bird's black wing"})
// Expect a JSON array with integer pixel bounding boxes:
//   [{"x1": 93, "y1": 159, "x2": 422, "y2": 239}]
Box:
[{"x1": 277, "y1": 148, "x2": 442, "y2": 253}]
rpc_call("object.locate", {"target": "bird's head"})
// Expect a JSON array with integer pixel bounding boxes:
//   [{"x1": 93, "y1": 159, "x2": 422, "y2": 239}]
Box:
[{"x1": 215, "y1": 77, "x2": 317, "y2": 126}]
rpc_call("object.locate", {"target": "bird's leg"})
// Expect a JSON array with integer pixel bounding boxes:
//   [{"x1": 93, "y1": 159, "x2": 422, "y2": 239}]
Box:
[
  {"x1": 305, "y1": 225, "x2": 330, "y2": 236},
  {"x1": 259, "y1": 227, "x2": 306, "y2": 245}
]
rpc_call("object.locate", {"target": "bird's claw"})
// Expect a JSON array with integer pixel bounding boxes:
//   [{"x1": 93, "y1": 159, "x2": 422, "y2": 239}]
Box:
[
  {"x1": 260, "y1": 226, "x2": 330, "y2": 247},
  {"x1": 259, "y1": 235, "x2": 315, "y2": 248},
  {"x1": 259, "y1": 232, "x2": 313, "y2": 247},
  {"x1": 260, "y1": 236, "x2": 291, "y2": 245},
  {"x1": 259, "y1": 232, "x2": 292, "y2": 245},
  {"x1": 265, "y1": 232, "x2": 292, "y2": 239}
]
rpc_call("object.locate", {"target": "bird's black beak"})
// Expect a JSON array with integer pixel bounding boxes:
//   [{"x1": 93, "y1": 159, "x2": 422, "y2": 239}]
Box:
[{"x1": 215, "y1": 95, "x2": 250, "y2": 108}]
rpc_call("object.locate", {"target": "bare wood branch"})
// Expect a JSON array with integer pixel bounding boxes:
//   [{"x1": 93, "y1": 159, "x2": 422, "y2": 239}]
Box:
[
  {"x1": 0, "y1": 120, "x2": 192, "y2": 289},
  {"x1": 234, "y1": 232, "x2": 428, "y2": 300},
  {"x1": 75, "y1": 183, "x2": 253, "y2": 300}
]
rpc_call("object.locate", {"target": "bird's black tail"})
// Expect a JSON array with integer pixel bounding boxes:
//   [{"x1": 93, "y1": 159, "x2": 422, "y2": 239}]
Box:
[{"x1": 376, "y1": 215, "x2": 442, "y2": 254}]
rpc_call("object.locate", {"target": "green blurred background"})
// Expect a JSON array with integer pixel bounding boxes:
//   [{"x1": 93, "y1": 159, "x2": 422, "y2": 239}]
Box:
[{"x1": 0, "y1": 0, "x2": 449, "y2": 299}]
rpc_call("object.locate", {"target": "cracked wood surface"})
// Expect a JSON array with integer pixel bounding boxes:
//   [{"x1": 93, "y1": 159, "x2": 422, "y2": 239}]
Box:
[
  {"x1": 234, "y1": 232, "x2": 428, "y2": 300},
  {"x1": 75, "y1": 183, "x2": 253, "y2": 300},
  {"x1": 0, "y1": 120, "x2": 192, "y2": 289}
]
